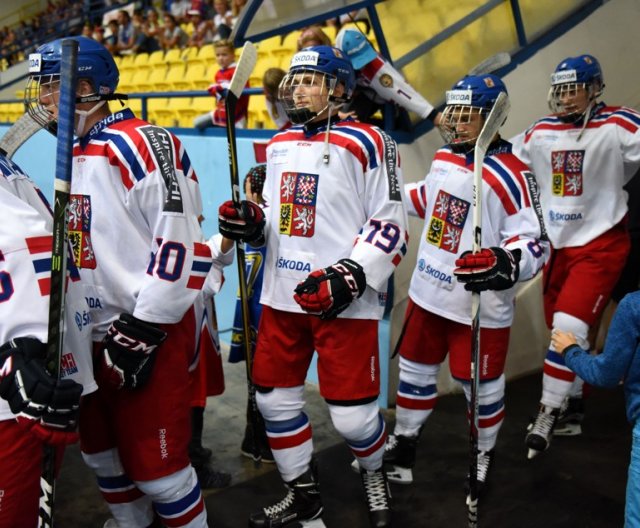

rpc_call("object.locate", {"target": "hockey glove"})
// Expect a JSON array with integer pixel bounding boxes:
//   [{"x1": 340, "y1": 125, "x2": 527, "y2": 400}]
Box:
[
  {"x1": 100, "y1": 314, "x2": 167, "y2": 390},
  {"x1": 294, "y1": 258, "x2": 367, "y2": 320},
  {"x1": 454, "y1": 247, "x2": 521, "y2": 292},
  {"x1": 0, "y1": 337, "x2": 83, "y2": 445},
  {"x1": 218, "y1": 200, "x2": 265, "y2": 245}
]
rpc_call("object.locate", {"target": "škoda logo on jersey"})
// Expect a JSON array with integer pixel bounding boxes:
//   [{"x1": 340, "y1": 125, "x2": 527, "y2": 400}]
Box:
[
  {"x1": 426, "y1": 190, "x2": 470, "y2": 253},
  {"x1": 68, "y1": 194, "x2": 97, "y2": 269},
  {"x1": 279, "y1": 172, "x2": 318, "y2": 237},
  {"x1": 551, "y1": 149, "x2": 584, "y2": 196}
]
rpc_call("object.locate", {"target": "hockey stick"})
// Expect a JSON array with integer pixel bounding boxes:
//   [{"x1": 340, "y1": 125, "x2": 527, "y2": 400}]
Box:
[
  {"x1": 468, "y1": 52, "x2": 511, "y2": 76},
  {"x1": 223, "y1": 41, "x2": 264, "y2": 462},
  {"x1": 0, "y1": 111, "x2": 43, "y2": 159},
  {"x1": 39, "y1": 38, "x2": 78, "y2": 528},
  {"x1": 467, "y1": 91, "x2": 510, "y2": 528}
]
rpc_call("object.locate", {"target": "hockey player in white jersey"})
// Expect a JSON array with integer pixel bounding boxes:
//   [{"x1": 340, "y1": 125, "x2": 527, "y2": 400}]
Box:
[
  {"x1": 384, "y1": 74, "x2": 548, "y2": 494},
  {"x1": 218, "y1": 45, "x2": 408, "y2": 528},
  {"x1": 335, "y1": 27, "x2": 439, "y2": 125},
  {"x1": 24, "y1": 36, "x2": 231, "y2": 527},
  {"x1": 0, "y1": 174, "x2": 95, "y2": 526},
  {"x1": 511, "y1": 54, "x2": 640, "y2": 458}
]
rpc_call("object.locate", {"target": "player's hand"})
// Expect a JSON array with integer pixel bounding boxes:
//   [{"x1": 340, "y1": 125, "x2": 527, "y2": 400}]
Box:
[
  {"x1": 218, "y1": 200, "x2": 265, "y2": 245},
  {"x1": 100, "y1": 314, "x2": 167, "y2": 390},
  {"x1": 294, "y1": 258, "x2": 366, "y2": 320},
  {"x1": 0, "y1": 337, "x2": 83, "y2": 445},
  {"x1": 454, "y1": 247, "x2": 521, "y2": 292}
]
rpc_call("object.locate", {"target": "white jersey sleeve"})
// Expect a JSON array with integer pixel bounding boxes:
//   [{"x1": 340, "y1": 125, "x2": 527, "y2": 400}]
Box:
[
  {"x1": 0, "y1": 187, "x2": 95, "y2": 421},
  {"x1": 403, "y1": 181, "x2": 427, "y2": 218},
  {"x1": 358, "y1": 55, "x2": 435, "y2": 120}
]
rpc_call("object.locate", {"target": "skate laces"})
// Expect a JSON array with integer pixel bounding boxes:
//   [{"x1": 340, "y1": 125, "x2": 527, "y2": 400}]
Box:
[
  {"x1": 477, "y1": 451, "x2": 492, "y2": 483},
  {"x1": 531, "y1": 409, "x2": 556, "y2": 438},
  {"x1": 263, "y1": 489, "x2": 296, "y2": 517},
  {"x1": 362, "y1": 470, "x2": 390, "y2": 511}
]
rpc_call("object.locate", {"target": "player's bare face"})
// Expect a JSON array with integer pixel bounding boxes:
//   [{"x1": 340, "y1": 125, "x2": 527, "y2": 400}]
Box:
[
  {"x1": 216, "y1": 47, "x2": 234, "y2": 70},
  {"x1": 291, "y1": 72, "x2": 328, "y2": 116}
]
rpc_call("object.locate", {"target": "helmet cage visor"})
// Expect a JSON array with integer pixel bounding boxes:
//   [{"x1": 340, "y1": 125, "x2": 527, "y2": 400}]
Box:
[
  {"x1": 278, "y1": 69, "x2": 340, "y2": 125},
  {"x1": 548, "y1": 81, "x2": 601, "y2": 119},
  {"x1": 25, "y1": 73, "x2": 60, "y2": 129},
  {"x1": 438, "y1": 104, "x2": 486, "y2": 151}
]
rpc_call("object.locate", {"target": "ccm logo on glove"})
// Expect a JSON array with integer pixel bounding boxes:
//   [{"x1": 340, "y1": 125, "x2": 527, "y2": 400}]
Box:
[{"x1": 294, "y1": 258, "x2": 366, "y2": 320}]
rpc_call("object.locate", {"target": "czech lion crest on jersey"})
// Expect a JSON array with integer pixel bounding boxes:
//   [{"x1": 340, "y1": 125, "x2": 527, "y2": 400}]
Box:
[
  {"x1": 68, "y1": 194, "x2": 96, "y2": 269},
  {"x1": 426, "y1": 190, "x2": 469, "y2": 253},
  {"x1": 279, "y1": 172, "x2": 318, "y2": 237},
  {"x1": 551, "y1": 150, "x2": 584, "y2": 196}
]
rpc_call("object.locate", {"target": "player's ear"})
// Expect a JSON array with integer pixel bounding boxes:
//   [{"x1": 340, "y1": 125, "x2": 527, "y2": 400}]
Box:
[{"x1": 77, "y1": 79, "x2": 94, "y2": 96}]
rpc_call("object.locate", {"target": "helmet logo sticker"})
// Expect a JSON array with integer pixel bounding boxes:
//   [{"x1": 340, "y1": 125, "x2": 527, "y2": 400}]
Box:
[
  {"x1": 291, "y1": 51, "x2": 320, "y2": 68},
  {"x1": 551, "y1": 69, "x2": 577, "y2": 85},
  {"x1": 28, "y1": 54, "x2": 42, "y2": 72},
  {"x1": 445, "y1": 90, "x2": 472, "y2": 105}
]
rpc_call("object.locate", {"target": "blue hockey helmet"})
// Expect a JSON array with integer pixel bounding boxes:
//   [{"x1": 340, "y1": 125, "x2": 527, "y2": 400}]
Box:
[
  {"x1": 335, "y1": 27, "x2": 377, "y2": 70},
  {"x1": 439, "y1": 74, "x2": 509, "y2": 152},
  {"x1": 25, "y1": 36, "x2": 119, "y2": 129},
  {"x1": 549, "y1": 54, "x2": 604, "y2": 121},
  {"x1": 29, "y1": 36, "x2": 119, "y2": 94},
  {"x1": 279, "y1": 45, "x2": 356, "y2": 124}
]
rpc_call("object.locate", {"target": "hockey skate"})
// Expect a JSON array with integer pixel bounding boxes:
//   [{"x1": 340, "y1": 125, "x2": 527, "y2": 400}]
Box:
[
  {"x1": 383, "y1": 433, "x2": 418, "y2": 484},
  {"x1": 248, "y1": 465, "x2": 325, "y2": 528},
  {"x1": 553, "y1": 397, "x2": 585, "y2": 436},
  {"x1": 194, "y1": 463, "x2": 232, "y2": 489},
  {"x1": 360, "y1": 467, "x2": 393, "y2": 528},
  {"x1": 465, "y1": 449, "x2": 495, "y2": 497},
  {"x1": 526, "y1": 405, "x2": 559, "y2": 459},
  {"x1": 241, "y1": 422, "x2": 275, "y2": 464}
]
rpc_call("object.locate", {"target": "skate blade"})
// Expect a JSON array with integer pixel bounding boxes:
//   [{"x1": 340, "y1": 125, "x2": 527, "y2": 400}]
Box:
[
  {"x1": 350, "y1": 458, "x2": 360, "y2": 474},
  {"x1": 527, "y1": 448, "x2": 542, "y2": 460},
  {"x1": 553, "y1": 423, "x2": 582, "y2": 436},
  {"x1": 294, "y1": 518, "x2": 327, "y2": 528},
  {"x1": 385, "y1": 464, "x2": 413, "y2": 485}
]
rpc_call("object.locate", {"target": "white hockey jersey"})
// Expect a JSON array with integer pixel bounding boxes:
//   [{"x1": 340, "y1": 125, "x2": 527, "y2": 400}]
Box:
[
  {"x1": 0, "y1": 186, "x2": 95, "y2": 422},
  {"x1": 512, "y1": 103, "x2": 640, "y2": 248},
  {"x1": 261, "y1": 118, "x2": 409, "y2": 320},
  {"x1": 70, "y1": 109, "x2": 214, "y2": 338},
  {"x1": 405, "y1": 140, "x2": 549, "y2": 328}
]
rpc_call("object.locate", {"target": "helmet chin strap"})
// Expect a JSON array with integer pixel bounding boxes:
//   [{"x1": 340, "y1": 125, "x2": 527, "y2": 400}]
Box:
[{"x1": 75, "y1": 99, "x2": 106, "y2": 136}]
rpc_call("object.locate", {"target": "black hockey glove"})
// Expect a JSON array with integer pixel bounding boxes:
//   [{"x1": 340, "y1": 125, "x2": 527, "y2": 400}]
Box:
[
  {"x1": 294, "y1": 258, "x2": 367, "y2": 320},
  {"x1": 218, "y1": 200, "x2": 265, "y2": 245},
  {"x1": 0, "y1": 337, "x2": 83, "y2": 445},
  {"x1": 454, "y1": 247, "x2": 521, "y2": 292},
  {"x1": 100, "y1": 314, "x2": 167, "y2": 390}
]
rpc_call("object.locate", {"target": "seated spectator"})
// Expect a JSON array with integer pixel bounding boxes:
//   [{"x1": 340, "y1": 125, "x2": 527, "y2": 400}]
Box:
[
  {"x1": 187, "y1": 9, "x2": 215, "y2": 48},
  {"x1": 132, "y1": 8, "x2": 162, "y2": 53},
  {"x1": 262, "y1": 67, "x2": 290, "y2": 130},
  {"x1": 230, "y1": 0, "x2": 247, "y2": 28},
  {"x1": 103, "y1": 19, "x2": 119, "y2": 54},
  {"x1": 115, "y1": 9, "x2": 138, "y2": 55},
  {"x1": 160, "y1": 13, "x2": 189, "y2": 50},
  {"x1": 194, "y1": 39, "x2": 249, "y2": 129},
  {"x1": 213, "y1": 0, "x2": 233, "y2": 40},
  {"x1": 170, "y1": 0, "x2": 192, "y2": 24},
  {"x1": 296, "y1": 25, "x2": 331, "y2": 51}
]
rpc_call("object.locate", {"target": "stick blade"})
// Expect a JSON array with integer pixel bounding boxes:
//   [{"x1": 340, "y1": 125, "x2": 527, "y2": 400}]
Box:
[
  {"x1": 0, "y1": 112, "x2": 42, "y2": 159},
  {"x1": 468, "y1": 52, "x2": 511, "y2": 76},
  {"x1": 475, "y1": 91, "x2": 510, "y2": 152},
  {"x1": 228, "y1": 41, "x2": 257, "y2": 99}
]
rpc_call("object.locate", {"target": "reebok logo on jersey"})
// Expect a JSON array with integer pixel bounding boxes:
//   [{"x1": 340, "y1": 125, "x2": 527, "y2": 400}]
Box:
[
  {"x1": 551, "y1": 150, "x2": 584, "y2": 196},
  {"x1": 279, "y1": 172, "x2": 318, "y2": 237},
  {"x1": 426, "y1": 190, "x2": 469, "y2": 253}
]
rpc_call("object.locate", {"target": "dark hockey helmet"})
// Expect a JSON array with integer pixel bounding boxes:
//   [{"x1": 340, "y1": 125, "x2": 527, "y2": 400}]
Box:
[
  {"x1": 439, "y1": 74, "x2": 509, "y2": 152},
  {"x1": 548, "y1": 54, "x2": 604, "y2": 122},
  {"x1": 279, "y1": 45, "x2": 356, "y2": 125},
  {"x1": 25, "y1": 36, "x2": 119, "y2": 129}
]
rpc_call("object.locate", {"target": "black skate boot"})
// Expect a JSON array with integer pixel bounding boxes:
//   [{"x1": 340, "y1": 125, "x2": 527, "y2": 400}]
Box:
[
  {"x1": 249, "y1": 465, "x2": 324, "y2": 527},
  {"x1": 554, "y1": 397, "x2": 585, "y2": 436},
  {"x1": 194, "y1": 463, "x2": 231, "y2": 489},
  {"x1": 465, "y1": 449, "x2": 495, "y2": 497},
  {"x1": 189, "y1": 407, "x2": 212, "y2": 467},
  {"x1": 383, "y1": 433, "x2": 418, "y2": 485},
  {"x1": 241, "y1": 421, "x2": 275, "y2": 464},
  {"x1": 526, "y1": 404, "x2": 560, "y2": 459},
  {"x1": 360, "y1": 467, "x2": 393, "y2": 528}
]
